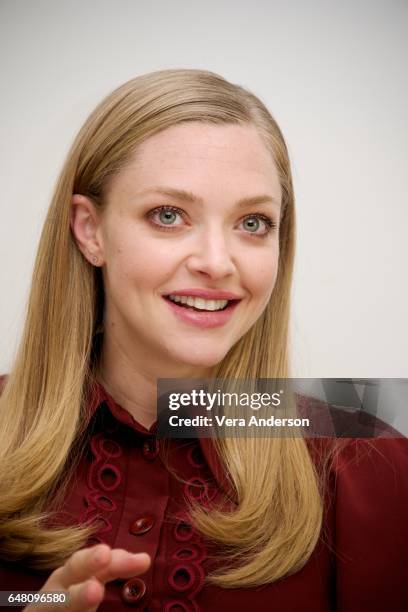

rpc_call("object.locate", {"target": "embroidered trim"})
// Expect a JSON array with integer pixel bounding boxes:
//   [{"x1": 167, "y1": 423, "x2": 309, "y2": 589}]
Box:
[
  {"x1": 171, "y1": 545, "x2": 206, "y2": 563},
  {"x1": 168, "y1": 512, "x2": 207, "y2": 608},
  {"x1": 187, "y1": 445, "x2": 207, "y2": 469},
  {"x1": 80, "y1": 430, "x2": 123, "y2": 539},
  {"x1": 184, "y1": 477, "x2": 218, "y2": 509},
  {"x1": 173, "y1": 516, "x2": 194, "y2": 542},
  {"x1": 163, "y1": 599, "x2": 200, "y2": 612}
]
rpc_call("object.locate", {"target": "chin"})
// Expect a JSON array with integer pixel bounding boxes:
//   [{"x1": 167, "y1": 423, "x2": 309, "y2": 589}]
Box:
[{"x1": 173, "y1": 348, "x2": 229, "y2": 371}]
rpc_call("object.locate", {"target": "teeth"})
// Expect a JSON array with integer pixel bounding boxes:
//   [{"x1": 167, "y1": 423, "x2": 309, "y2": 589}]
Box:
[{"x1": 168, "y1": 295, "x2": 229, "y2": 311}]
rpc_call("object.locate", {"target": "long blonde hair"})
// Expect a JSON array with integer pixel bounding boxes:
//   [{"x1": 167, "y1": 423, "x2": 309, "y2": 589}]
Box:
[{"x1": 0, "y1": 69, "x2": 324, "y2": 587}]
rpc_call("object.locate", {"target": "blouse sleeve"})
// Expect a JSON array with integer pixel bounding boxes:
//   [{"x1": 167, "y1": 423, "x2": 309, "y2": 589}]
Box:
[{"x1": 334, "y1": 437, "x2": 408, "y2": 611}]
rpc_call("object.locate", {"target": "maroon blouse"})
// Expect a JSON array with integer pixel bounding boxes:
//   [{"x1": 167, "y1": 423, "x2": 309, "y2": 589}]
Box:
[{"x1": 0, "y1": 377, "x2": 407, "y2": 611}]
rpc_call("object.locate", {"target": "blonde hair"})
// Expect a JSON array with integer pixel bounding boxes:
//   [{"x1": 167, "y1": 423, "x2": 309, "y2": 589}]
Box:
[{"x1": 0, "y1": 69, "x2": 324, "y2": 587}]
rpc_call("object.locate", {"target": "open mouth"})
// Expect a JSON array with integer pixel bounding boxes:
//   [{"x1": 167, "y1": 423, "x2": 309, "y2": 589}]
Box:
[{"x1": 164, "y1": 295, "x2": 238, "y2": 312}]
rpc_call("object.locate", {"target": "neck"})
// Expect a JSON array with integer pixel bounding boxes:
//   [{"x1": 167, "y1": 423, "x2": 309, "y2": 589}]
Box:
[{"x1": 96, "y1": 332, "x2": 212, "y2": 430}]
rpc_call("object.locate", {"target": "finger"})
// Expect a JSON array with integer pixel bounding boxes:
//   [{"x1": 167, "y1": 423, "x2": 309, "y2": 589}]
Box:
[
  {"x1": 22, "y1": 578, "x2": 104, "y2": 612},
  {"x1": 66, "y1": 577, "x2": 105, "y2": 612},
  {"x1": 95, "y1": 549, "x2": 151, "y2": 584},
  {"x1": 54, "y1": 544, "x2": 111, "y2": 589}
]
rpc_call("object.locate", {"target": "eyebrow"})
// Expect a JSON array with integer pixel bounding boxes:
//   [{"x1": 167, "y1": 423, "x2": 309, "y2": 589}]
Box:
[{"x1": 135, "y1": 186, "x2": 280, "y2": 208}]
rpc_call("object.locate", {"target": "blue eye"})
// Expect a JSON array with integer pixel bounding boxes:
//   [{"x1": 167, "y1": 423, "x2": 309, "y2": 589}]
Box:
[
  {"x1": 147, "y1": 206, "x2": 277, "y2": 237},
  {"x1": 243, "y1": 217, "x2": 261, "y2": 232},
  {"x1": 240, "y1": 214, "x2": 276, "y2": 237},
  {"x1": 148, "y1": 206, "x2": 185, "y2": 229},
  {"x1": 158, "y1": 209, "x2": 179, "y2": 224}
]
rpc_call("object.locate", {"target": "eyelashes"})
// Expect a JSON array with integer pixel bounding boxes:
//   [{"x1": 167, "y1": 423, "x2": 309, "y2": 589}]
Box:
[
  {"x1": 147, "y1": 206, "x2": 186, "y2": 229},
  {"x1": 147, "y1": 205, "x2": 278, "y2": 238}
]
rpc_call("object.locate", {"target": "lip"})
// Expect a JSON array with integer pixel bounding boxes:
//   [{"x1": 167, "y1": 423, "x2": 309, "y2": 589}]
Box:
[
  {"x1": 162, "y1": 295, "x2": 241, "y2": 329},
  {"x1": 163, "y1": 288, "x2": 243, "y2": 300}
]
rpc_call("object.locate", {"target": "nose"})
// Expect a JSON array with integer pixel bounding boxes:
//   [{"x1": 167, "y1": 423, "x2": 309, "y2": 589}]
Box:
[{"x1": 185, "y1": 227, "x2": 236, "y2": 280}]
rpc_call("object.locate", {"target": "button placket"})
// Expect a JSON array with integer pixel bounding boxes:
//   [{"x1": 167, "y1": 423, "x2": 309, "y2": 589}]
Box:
[
  {"x1": 142, "y1": 436, "x2": 160, "y2": 460},
  {"x1": 112, "y1": 434, "x2": 169, "y2": 609}
]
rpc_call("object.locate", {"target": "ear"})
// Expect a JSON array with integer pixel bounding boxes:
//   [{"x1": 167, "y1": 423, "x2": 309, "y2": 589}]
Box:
[{"x1": 70, "y1": 194, "x2": 104, "y2": 266}]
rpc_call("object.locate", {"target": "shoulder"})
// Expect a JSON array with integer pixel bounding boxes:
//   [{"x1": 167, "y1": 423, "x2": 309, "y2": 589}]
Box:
[
  {"x1": 297, "y1": 394, "x2": 408, "y2": 520},
  {"x1": 330, "y1": 437, "x2": 408, "y2": 608},
  {"x1": 298, "y1": 394, "x2": 408, "y2": 607},
  {"x1": 332, "y1": 435, "x2": 408, "y2": 504},
  {"x1": 296, "y1": 392, "x2": 404, "y2": 438}
]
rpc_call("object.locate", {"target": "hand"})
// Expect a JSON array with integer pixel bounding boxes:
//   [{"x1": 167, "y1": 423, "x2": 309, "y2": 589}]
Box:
[{"x1": 23, "y1": 544, "x2": 150, "y2": 612}]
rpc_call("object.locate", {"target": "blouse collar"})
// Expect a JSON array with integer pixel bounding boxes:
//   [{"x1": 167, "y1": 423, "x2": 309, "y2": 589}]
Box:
[{"x1": 86, "y1": 378, "x2": 236, "y2": 502}]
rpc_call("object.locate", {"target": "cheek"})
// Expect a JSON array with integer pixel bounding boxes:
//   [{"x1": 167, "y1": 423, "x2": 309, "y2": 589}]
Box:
[
  {"x1": 243, "y1": 246, "x2": 279, "y2": 300},
  {"x1": 133, "y1": 241, "x2": 180, "y2": 284},
  {"x1": 106, "y1": 232, "x2": 178, "y2": 290}
]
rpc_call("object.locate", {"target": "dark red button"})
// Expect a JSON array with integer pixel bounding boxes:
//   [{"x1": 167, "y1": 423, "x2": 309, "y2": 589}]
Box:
[
  {"x1": 121, "y1": 577, "x2": 146, "y2": 604},
  {"x1": 142, "y1": 437, "x2": 159, "y2": 460},
  {"x1": 130, "y1": 514, "x2": 155, "y2": 535}
]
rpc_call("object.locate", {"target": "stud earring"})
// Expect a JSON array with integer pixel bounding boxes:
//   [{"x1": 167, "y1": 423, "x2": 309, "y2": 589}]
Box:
[{"x1": 91, "y1": 256, "x2": 99, "y2": 265}]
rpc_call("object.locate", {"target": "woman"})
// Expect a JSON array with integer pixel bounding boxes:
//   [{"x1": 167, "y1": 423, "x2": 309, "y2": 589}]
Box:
[{"x1": 0, "y1": 69, "x2": 407, "y2": 611}]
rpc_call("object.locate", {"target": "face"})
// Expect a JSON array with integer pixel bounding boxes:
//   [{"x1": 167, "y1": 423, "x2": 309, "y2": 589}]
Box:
[{"x1": 79, "y1": 123, "x2": 282, "y2": 374}]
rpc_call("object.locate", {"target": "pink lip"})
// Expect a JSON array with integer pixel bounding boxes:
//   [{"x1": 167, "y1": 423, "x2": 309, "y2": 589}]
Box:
[
  {"x1": 163, "y1": 296, "x2": 241, "y2": 329},
  {"x1": 164, "y1": 288, "x2": 243, "y2": 300}
]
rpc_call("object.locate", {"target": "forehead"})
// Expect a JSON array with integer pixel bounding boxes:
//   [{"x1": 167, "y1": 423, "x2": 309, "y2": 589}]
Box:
[{"x1": 108, "y1": 122, "x2": 282, "y2": 201}]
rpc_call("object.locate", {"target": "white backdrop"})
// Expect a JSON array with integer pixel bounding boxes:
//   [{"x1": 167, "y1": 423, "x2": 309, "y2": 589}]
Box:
[{"x1": 1, "y1": 0, "x2": 407, "y2": 379}]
